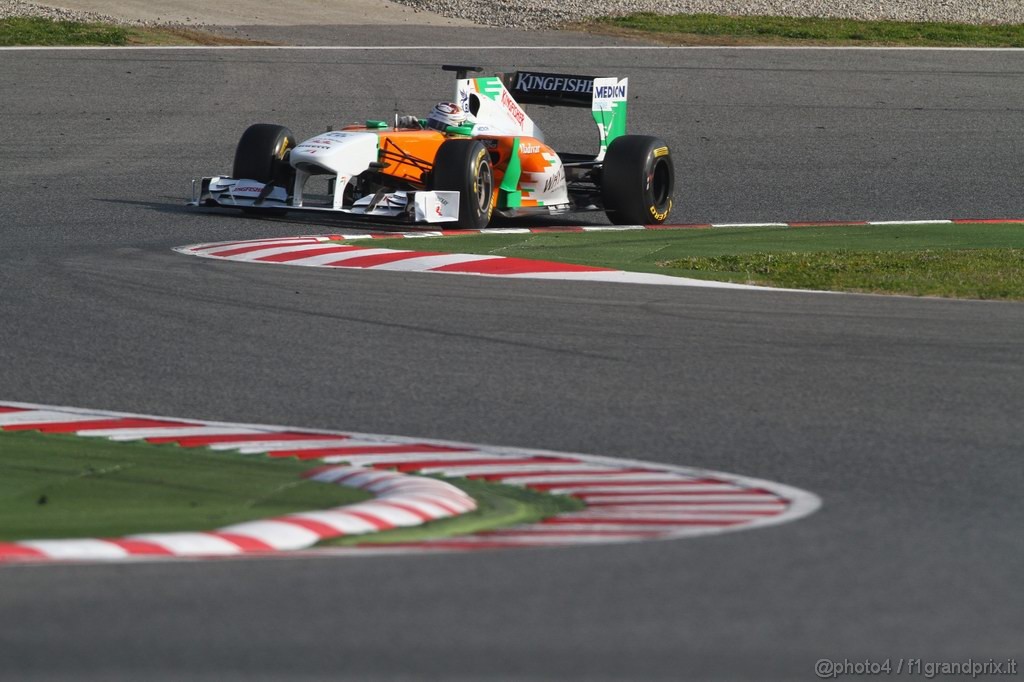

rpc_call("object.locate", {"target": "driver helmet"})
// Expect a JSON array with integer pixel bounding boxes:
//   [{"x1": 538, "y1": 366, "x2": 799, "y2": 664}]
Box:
[{"x1": 426, "y1": 102, "x2": 468, "y2": 132}]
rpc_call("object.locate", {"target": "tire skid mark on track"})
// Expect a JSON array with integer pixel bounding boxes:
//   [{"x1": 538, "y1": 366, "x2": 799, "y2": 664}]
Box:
[{"x1": 0, "y1": 401, "x2": 820, "y2": 564}]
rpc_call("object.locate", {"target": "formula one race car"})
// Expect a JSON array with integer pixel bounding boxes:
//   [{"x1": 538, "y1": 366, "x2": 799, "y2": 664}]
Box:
[{"x1": 190, "y1": 65, "x2": 674, "y2": 229}]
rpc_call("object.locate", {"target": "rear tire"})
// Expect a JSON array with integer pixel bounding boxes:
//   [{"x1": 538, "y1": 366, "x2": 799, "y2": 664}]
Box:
[
  {"x1": 601, "y1": 135, "x2": 674, "y2": 225},
  {"x1": 432, "y1": 139, "x2": 494, "y2": 230},
  {"x1": 233, "y1": 123, "x2": 296, "y2": 187}
]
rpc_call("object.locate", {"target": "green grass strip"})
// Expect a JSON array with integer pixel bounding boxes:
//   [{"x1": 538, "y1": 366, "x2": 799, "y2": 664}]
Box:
[
  {"x1": 666, "y1": 248, "x2": 1024, "y2": 298},
  {"x1": 588, "y1": 13, "x2": 1024, "y2": 47},
  {"x1": 0, "y1": 17, "x2": 128, "y2": 46},
  {"x1": 339, "y1": 223, "x2": 1024, "y2": 299},
  {"x1": 0, "y1": 430, "x2": 371, "y2": 541},
  {"x1": 0, "y1": 17, "x2": 271, "y2": 46},
  {"x1": 324, "y1": 476, "x2": 583, "y2": 546}
]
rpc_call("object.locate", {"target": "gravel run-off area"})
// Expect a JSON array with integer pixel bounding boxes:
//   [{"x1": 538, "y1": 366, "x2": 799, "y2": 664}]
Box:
[
  {"x1": 398, "y1": 0, "x2": 1024, "y2": 28},
  {"x1": 0, "y1": 0, "x2": 197, "y2": 26},
  {"x1": 1, "y1": 0, "x2": 1022, "y2": 31}
]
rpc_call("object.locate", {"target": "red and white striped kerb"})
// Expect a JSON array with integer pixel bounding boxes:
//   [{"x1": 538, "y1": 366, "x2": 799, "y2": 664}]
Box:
[
  {"x1": 0, "y1": 401, "x2": 821, "y2": 563},
  {"x1": 173, "y1": 236, "x2": 762, "y2": 289}
]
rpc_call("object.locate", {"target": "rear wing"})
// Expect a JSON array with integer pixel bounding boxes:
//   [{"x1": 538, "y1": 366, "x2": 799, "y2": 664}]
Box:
[
  {"x1": 501, "y1": 71, "x2": 597, "y2": 108},
  {"x1": 447, "y1": 66, "x2": 629, "y2": 161}
]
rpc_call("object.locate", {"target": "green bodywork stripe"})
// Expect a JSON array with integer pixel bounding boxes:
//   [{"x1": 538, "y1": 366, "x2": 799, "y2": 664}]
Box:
[
  {"x1": 500, "y1": 136, "x2": 522, "y2": 208},
  {"x1": 592, "y1": 100, "x2": 628, "y2": 157},
  {"x1": 476, "y1": 77, "x2": 504, "y2": 101}
]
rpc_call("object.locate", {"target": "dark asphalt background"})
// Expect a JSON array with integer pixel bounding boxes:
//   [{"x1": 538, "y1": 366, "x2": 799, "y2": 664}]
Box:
[{"x1": 0, "y1": 34, "x2": 1022, "y2": 681}]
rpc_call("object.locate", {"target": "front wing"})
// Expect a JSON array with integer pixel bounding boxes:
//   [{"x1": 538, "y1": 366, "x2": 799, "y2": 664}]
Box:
[{"x1": 189, "y1": 177, "x2": 462, "y2": 224}]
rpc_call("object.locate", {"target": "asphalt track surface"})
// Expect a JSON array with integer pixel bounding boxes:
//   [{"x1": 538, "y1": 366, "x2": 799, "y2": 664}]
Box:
[{"x1": 1, "y1": 33, "x2": 1023, "y2": 680}]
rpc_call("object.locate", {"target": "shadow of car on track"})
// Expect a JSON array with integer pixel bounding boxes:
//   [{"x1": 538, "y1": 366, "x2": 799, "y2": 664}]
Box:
[{"x1": 101, "y1": 197, "x2": 615, "y2": 234}]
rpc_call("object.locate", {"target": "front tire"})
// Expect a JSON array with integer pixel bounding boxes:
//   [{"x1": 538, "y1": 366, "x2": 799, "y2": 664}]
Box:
[
  {"x1": 601, "y1": 135, "x2": 674, "y2": 225},
  {"x1": 432, "y1": 139, "x2": 495, "y2": 230},
  {"x1": 233, "y1": 123, "x2": 296, "y2": 188}
]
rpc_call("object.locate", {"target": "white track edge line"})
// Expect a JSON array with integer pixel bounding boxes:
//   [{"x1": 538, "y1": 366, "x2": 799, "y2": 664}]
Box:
[{"x1": 3, "y1": 46, "x2": 1023, "y2": 52}]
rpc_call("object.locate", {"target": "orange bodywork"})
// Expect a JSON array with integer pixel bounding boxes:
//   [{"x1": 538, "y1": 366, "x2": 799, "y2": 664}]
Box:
[
  {"x1": 378, "y1": 130, "x2": 446, "y2": 186},
  {"x1": 340, "y1": 125, "x2": 557, "y2": 208}
]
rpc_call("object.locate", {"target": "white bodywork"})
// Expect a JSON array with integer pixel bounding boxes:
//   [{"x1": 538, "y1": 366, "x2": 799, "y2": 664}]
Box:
[
  {"x1": 517, "y1": 149, "x2": 570, "y2": 210},
  {"x1": 456, "y1": 76, "x2": 543, "y2": 139},
  {"x1": 290, "y1": 131, "x2": 378, "y2": 210},
  {"x1": 591, "y1": 77, "x2": 629, "y2": 161}
]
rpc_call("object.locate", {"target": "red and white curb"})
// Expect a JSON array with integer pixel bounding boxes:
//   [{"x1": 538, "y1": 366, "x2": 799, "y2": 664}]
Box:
[
  {"x1": 0, "y1": 401, "x2": 821, "y2": 564},
  {"x1": 0, "y1": 402, "x2": 475, "y2": 562},
  {"x1": 173, "y1": 236, "x2": 763, "y2": 289}
]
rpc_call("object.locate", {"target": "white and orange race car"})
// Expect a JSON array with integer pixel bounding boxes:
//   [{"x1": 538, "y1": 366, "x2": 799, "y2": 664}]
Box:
[{"x1": 190, "y1": 65, "x2": 674, "y2": 229}]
